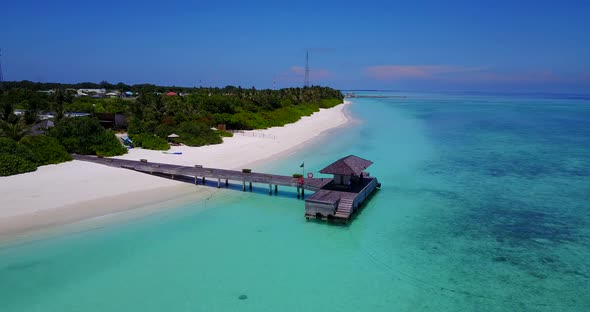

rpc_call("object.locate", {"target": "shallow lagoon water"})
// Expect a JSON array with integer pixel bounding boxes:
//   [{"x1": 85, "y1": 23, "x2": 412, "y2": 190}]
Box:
[{"x1": 1, "y1": 93, "x2": 589, "y2": 311}]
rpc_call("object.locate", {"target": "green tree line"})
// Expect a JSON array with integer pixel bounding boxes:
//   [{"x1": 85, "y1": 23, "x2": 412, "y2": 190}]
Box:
[{"x1": 1, "y1": 82, "x2": 344, "y2": 175}]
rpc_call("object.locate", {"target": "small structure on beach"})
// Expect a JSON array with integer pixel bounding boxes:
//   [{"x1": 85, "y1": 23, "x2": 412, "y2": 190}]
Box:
[
  {"x1": 167, "y1": 133, "x2": 180, "y2": 145},
  {"x1": 305, "y1": 155, "x2": 380, "y2": 221}
]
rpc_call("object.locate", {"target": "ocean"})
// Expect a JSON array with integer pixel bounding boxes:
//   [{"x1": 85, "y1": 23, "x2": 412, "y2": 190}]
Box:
[{"x1": 1, "y1": 92, "x2": 589, "y2": 311}]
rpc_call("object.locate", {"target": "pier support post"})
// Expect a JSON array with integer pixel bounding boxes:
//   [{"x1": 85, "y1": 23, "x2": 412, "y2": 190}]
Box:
[
  {"x1": 297, "y1": 186, "x2": 300, "y2": 198},
  {"x1": 202, "y1": 177, "x2": 206, "y2": 184},
  {"x1": 269, "y1": 184, "x2": 272, "y2": 195},
  {"x1": 301, "y1": 187, "x2": 305, "y2": 197},
  {"x1": 218, "y1": 178, "x2": 221, "y2": 188},
  {"x1": 249, "y1": 182, "x2": 252, "y2": 192},
  {"x1": 243, "y1": 180, "x2": 246, "y2": 192},
  {"x1": 195, "y1": 176, "x2": 198, "y2": 185},
  {"x1": 225, "y1": 179, "x2": 229, "y2": 187},
  {"x1": 275, "y1": 185, "x2": 278, "y2": 194}
]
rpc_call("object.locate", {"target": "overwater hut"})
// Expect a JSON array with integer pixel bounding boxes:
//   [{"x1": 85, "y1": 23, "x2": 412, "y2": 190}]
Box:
[
  {"x1": 319, "y1": 155, "x2": 373, "y2": 188},
  {"x1": 305, "y1": 155, "x2": 379, "y2": 221}
]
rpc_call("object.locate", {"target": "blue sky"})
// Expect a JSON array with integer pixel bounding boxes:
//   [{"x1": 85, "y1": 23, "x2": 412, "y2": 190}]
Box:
[{"x1": 1, "y1": 0, "x2": 589, "y2": 93}]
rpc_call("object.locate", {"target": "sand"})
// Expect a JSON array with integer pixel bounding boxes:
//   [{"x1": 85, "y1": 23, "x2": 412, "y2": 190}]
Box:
[
  {"x1": 113, "y1": 101, "x2": 351, "y2": 168},
  {"x1": 0, "y1": 101, "x2": 351, "y2": 240}
]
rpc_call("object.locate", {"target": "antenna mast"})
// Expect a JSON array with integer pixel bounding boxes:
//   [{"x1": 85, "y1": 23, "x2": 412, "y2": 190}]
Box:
[
  {"x1": 0, "y1": 48, "x2": 4, "y2": 90},
  {"x1": 304, "y1": 51, "x2": 310, "y2": 87}
]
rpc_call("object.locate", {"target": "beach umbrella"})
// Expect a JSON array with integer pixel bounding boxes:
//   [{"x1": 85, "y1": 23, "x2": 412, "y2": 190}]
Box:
[{"x1": 167, "y1": 133, "x2": 180, "y2": 138}]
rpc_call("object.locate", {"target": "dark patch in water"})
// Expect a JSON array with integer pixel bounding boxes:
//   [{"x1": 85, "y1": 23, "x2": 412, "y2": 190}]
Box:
[
  {"x1": 528, "y1": 271, "x2": 547, "y2": 279},
  {"x1": 539, "y1": 257, "x2": 556, "y2": 264},
  {"x1": 401, "y1": 187, "x2": 464, "y2": 203},
  {"x1": 462, "y1": 197, "x2": 584, "y2": 247},
  {"x1": 238, "y1": 294, "x2": 248, "y2": 300},
  {"x1": 493, "y1": 256, "x2": 508, "y2": 262},
  {"x1": 2, "y1": 260, "x2": 45, "y2": 272},
  {"x1": 565, "y1": 270, "x2": 590, "y2": 279}
]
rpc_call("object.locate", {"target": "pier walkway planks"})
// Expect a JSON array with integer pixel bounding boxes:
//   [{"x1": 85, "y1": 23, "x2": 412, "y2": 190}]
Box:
[{"x1": 72, "y1": 155, "x2": 331, "y2": 191}]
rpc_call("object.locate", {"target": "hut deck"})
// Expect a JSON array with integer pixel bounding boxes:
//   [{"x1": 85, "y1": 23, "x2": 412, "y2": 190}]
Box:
[{"x1": 304, "y1": 177, "x2": 379, "y2": 221}]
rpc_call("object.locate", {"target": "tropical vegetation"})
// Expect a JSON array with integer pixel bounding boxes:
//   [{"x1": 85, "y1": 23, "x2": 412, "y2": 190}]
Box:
[
  {"x1": 0, "y1": 81, "x2": 343, "y2": 175},
  {"x1": 48, "y1": 117, "x2": 127, "y2": 157},
  {"x1": 0, "y1": 136, "x2": 71, "y2": 176}
]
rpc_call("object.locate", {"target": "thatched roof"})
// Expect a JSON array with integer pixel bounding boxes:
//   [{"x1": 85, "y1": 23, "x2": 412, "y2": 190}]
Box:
[{"x1": 319, "y1": 155, "x2": 373, "y2": 176}]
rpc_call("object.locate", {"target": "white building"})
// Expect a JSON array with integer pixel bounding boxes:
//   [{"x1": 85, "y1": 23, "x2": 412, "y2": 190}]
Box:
[{"x1": 77, "y1": 89, "x2": 106, "y2": 96}]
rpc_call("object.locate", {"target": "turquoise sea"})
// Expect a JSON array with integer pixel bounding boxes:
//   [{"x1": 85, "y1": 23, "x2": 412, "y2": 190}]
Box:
[{"x1": 1, "y1": 92, "x2": 589, "y2": 311}]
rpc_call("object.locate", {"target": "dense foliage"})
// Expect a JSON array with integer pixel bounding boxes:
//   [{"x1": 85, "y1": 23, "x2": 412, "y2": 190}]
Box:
[
  {"x1": 0, "y1": 117, "x2": 29, "y2": 141},
  {"x1": 125, "y1": 85, "x2": 343, "y2": 146},
  {"x1": 0, "y1": 154, "x2": 37, "y2": 176},
  {"x1": 19, "y1": 136, "x2": 72, "y2": 165},
  {"x1": 0, "y1": 137, "x2": 36, "y2": 163},
  {"x1": 1, "y1": 81, "x2": 343, "y2": 175},
  {"x1": 131, "y1": 134, "x2": 170, "y2": 151},
  {"x1": 176, "y1": 121, "x2": 223, "y2": 146},
  {"x1": 2, "y1": 81, "x2": 343, "y2": 148},
  {"x1": 49, "y1": 117, "x2": 127, "y2": 157},
  {"x1": 217, "y1": 130, "x2": 233, "y2": 138},
  {"x1": 3, "y1": 80, "x2": 163, "y2": 94},
  {"x1": 0, "y1": 135, "x2": 74, "y2": 176},
  {"x1": 1, "y1": 88, "x2": 128, "y2": 118}
]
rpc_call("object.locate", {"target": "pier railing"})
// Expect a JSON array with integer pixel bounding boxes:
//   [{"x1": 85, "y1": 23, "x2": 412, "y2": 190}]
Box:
[
  {"x1": 73, "y1": 155, "x2": 328, "y2": 192},
  {"x1": 229, "y1": 130, "x2": 276, "y2": 140}
]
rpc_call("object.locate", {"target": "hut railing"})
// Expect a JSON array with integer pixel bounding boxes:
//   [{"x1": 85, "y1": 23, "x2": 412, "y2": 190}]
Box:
[{"x1": 352, "y1": 177, "x2": 378, "y2": 210}]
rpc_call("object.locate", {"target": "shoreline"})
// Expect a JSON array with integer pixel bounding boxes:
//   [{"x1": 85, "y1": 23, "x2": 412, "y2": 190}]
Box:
[
  {"x1": 242, "y1": 101, "x2": 356, "y2": 169},
  {"x1": 111, "y1": 100, "x2": 353, "y2": 169},
  {"x1": 0, "y1": 184, "x2": 213, "y2": 246},
  {"x1": 0, "y1": 100, "x2": 353, "y2": 243}
]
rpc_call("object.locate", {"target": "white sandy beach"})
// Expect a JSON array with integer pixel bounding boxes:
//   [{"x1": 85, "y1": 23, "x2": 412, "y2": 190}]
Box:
[{"x1": 0, "y1": 101, "x2": 351, "y2": 239}]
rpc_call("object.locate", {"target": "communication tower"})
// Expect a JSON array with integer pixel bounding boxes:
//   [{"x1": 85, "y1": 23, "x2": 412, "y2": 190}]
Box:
[
  {"x1": 0, "y1": 48, "x2": 4, "y2": 90},
  {"x1": 304, "y1": 51, "x2": 310, "y2": 87}
]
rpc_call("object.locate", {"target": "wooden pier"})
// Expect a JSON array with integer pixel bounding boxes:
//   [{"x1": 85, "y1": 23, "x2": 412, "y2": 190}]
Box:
[
  {"x1": 73, "y1": 154, "x2": 379, "y2": 222},
  {"x1": 304, "y1": 155, "x2": 380, "y2": 221}
]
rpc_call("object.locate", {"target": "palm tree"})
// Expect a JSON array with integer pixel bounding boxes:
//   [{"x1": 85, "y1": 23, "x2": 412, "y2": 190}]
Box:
[
  {"x1": 0, "y1": 93, "x2": 14, "y2": 122},
  {"x1": 0, "y1": 116, "x2": 29, "y2": 141},
  {"x1": 52, "y1": 88, "x2": 71, "y2": 121}
]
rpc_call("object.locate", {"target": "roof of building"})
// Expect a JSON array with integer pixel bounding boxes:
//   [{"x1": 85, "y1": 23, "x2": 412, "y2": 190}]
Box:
[
  {"x1": 166, "y1": 92, "x2": 177, "y2": 96},
  {"x1": 30, "y1": 120, "x2": 55, "y2": 135},
  {"x1": 319, "y1": 155, "x2": 373, "y2": 176}
]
